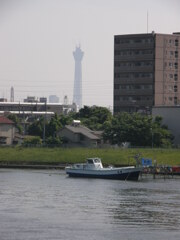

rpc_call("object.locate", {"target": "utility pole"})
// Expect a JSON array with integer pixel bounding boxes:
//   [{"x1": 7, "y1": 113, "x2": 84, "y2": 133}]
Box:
[
  {"x1": 150, "y1": 127, "x2": 154, "y2": 148},
  {"x1": 43, "y1": 100, "x2": 47, "y2": 145}
]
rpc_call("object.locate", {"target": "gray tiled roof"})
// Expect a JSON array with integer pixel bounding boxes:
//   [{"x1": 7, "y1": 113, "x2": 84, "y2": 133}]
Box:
[{"x1": 65, "y1": 125, "x2": 100, "y2": 140}]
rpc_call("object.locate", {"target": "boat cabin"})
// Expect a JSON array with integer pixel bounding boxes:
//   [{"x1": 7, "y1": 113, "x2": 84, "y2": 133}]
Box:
[
  {"x1": 72, "y1": 157, "x2": 104, "y2": 170},
  {"x1": 86, "y1": 158, "x2": 103, "y2": 169}
]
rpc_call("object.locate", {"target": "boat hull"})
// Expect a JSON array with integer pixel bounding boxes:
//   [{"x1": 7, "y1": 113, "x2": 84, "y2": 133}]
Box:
[{"x1": 66, "y1": 168, "x2": 141, "y2": 181}]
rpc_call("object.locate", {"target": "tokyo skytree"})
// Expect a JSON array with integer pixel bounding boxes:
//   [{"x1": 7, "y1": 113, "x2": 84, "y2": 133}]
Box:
[{"x1": 73, "y1": 46, "x2": 84, "y2": 109}]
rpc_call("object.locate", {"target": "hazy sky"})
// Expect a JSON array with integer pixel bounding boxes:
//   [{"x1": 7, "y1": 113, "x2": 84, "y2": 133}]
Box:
[{"x1": 0, "y1": 0, "x2": 180, "y2": 107}]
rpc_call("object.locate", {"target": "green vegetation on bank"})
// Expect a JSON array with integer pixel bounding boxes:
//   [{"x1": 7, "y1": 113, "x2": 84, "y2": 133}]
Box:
[
  {"x1": 0, "y1": 147, "x2": 180, "y2": 166},
  {"x1": 18, "y1": 106, "x2": 173, "y2": 148}
]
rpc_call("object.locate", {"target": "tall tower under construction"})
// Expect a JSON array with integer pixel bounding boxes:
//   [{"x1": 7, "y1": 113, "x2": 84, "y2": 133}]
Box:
[
  {"x1": 10, "y1": 86, "x2": 14, "y2": 102},
  {"x1": 73, "y1": 46, "x2": 84, "y2": 109}
]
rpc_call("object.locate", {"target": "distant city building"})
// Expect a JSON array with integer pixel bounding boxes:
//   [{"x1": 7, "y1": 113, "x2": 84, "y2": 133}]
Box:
[
  {"x1": 24, "y1": 96, "x2": 38, "y2": 103},
  {"x1": 49, "y1": 95, "x2": 59, "y2": 103},
  {"x1": 39, "y1": 97, "x2": 47, "y2": 103},
  {"x1": 10, "y1": 87, "x2": 14, "y2": 102},
  {"x1": 64, "y1": 95, "x2": 68, "y2": 105},
  {"x1": 0, "y1": 98, "x2": 7, "y2": 102},
  {"x1": 0, "y1": 102, "x2": 78, "y2": 119},
  {"x1": 24, "y1": 96, "x2": 47, "y2": 103},
  {"x1": 114, "y1": 32, "x2": 180, "y2": 114},
  {"x1": 73, "y1": 46, "x2": 84, "y2": 109}
]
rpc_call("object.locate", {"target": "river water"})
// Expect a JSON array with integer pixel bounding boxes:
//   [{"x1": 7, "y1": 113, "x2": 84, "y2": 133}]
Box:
[{"x1": 0, "y1": 169, "x2": 180, "y2": 240}]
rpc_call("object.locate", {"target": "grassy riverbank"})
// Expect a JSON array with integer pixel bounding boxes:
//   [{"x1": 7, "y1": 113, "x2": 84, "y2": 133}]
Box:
[{"x1": 0, "y1": 147, "x2": 180, "y2": 166}]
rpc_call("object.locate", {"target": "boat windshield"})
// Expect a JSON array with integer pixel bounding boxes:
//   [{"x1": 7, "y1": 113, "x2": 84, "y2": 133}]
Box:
[
  {"x1": 94, "y1": 159, "x2": 101, "y2": 163},
  {"x1": 87, "y1": 159, "x2": 94, "y2": 164},
  {"x1": 87, "y1": 158, "x2": 101, "y2": 164}
]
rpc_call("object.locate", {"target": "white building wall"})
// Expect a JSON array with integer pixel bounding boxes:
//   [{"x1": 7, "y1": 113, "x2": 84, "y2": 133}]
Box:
[
  {"x1": 0, "y1": 124, "x2": 15, "y2": 145},
  {"x1": 152, "y1": 106, "x2": 180, "y2": 145}
]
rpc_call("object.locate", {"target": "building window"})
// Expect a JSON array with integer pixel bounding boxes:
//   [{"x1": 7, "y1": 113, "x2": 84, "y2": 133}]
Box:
[
  {"x1": 144, "y1": 62, "x2": 152, "y2": 66},
  {"x1": 175, "y1": 39, "x2": 179, "y2": 46},
  {"x1": 134, "y1": 73, "x2": 139, "y2": 78},
  {"x1": 123, "y1": 97, "x2": 128, "y2": 101},
  {"x1": 120, "y1": 85, "x2": 127, "y2": 89},
  {"x1": 134, "y1": 39, "x2": 142, "y2": 43},
  {"x1": 174, "y1": 74, "x2": 178, "y2": 81},
  {"x1": 134, "y1": 50, "x2": 140, "y2": 55},
  {"x1": 135, "y1": 62, "x2": 142, "y2": 66},
  {"x1": 134, "y1": 85, "x2": 141, "y2": 89},
  {"x1": 175, "y1": 62, "x2": 178, "y2": 69},
  {"x1": 115, "y1": 62, "x2": 121, "y2": 67},
  {"x1": 169, "y1": 73, "x2": 173, "y2": 78},
  {"x1": 117, "y1": 39, "x2": 130, "y2": 44},
  {"x1": 169, "y1": 85, "x2": 173, "y2": 91},
  {"x1": 174, "y1": 97, "x2": 178, "y2": 105},
  {"x1": 175, "y1": 51, "x2": 178, "y2": 58},
  {"x1": 174, "y1": 85, "x2": 178, "y2": 92},
  {"x1": 128, "y1": 96, "x2": 133, "y2": 101}
]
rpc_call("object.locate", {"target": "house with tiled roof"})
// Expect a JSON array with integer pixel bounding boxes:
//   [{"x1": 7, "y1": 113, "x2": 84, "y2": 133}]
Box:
[
  {"x1": 0, "y1": 116, "x2": 15, "y2": 145},
  {"x1": 58, "y1": 120, "x2": 103, "y2": 147}
]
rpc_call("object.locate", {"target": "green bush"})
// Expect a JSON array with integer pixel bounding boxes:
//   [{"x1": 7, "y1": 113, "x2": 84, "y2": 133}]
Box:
[{"x1": 23, "y1": 136, "x2": 42, "y2": 146}]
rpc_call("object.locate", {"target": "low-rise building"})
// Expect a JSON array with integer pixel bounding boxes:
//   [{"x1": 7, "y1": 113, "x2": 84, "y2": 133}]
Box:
[
  {"x1": 58, "y1": 121, "x2": 103, "y2": 147},
  {"x1": 0, "y1": 116, "x2": 15, "y2": 145}
]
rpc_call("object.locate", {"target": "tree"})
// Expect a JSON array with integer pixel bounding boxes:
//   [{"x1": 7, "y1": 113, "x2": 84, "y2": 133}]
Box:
[
  {"x1": 74, "y1": 105, "x2": 112, "y2": 130},
  {"x1": 45, "y1": 136, "x2": 62, "y2": 146},
  {"x1": 46, "y1": 114, "x2": 62, "y2": 137},
  {"x1": 28, "y1": 117, "x2": 44, "y2": 137},
  {"x1": 151, "y1": 116, "x2": 174, "y2": 147},
  {"x1": 103, "y1": 112, "x2": 173, "y2": 147},
  {"x1": 28, "y1": 114, "x2": 63, "y2": 140},
  {"x1": 7, "y1": 114, "x2": 23, "y2": 134},
  {"x1": 59, "y1": 114, "x2": 73, "y2": 126}
]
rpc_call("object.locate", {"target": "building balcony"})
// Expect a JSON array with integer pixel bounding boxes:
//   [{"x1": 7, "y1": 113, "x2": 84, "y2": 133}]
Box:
[
  {"x1": 114, "y1": 66, "x2": 154, "y2": 72},
  {"x1": 114, "y1": 89, "x2": 153, "y2": 95},
  {"x1": 114, "y1": 100, "x2": 153, "y2": 106},
  {"x1": 114, "y1": 101, "x2": 153, "y2": 108},
  {"x1": 115, "y1": 43, "x2": 154, "y2": 49},
  {"x1": 114, "y1": 54, "x2": 154, "y2": 61},
  {"x1": 114, "y1": 78, "x2": 154, "y2": 84}
]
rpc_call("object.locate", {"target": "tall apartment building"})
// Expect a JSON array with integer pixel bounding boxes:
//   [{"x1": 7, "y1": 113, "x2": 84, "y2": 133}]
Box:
[{"x1": 114, "y1": 32, "x2": 180, "y2": 114}]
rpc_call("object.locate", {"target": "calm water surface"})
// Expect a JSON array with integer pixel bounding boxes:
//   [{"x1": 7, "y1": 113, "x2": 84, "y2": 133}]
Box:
[{"x1": 0, "y1": 169, "x2": 180, "y2": 240}]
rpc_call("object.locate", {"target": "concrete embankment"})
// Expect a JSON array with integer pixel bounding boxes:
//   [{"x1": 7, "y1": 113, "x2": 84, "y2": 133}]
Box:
[{"x1": 0, "y1": 164, "x2": 67, "y2": 169}]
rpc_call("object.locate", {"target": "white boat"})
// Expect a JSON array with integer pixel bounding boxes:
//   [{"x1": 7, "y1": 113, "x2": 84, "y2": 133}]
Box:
[{"x1": 65, "y1": 158, "x2": 142, "y2": 181}]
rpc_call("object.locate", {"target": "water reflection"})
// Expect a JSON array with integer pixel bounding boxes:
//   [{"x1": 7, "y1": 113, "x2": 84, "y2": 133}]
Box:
[
  {"x1": 107, "y1": 182, "x2": 180, "y2": 230},
  {"x1": 0, "y1": 169, "x2": 180, "y2": 240}
]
